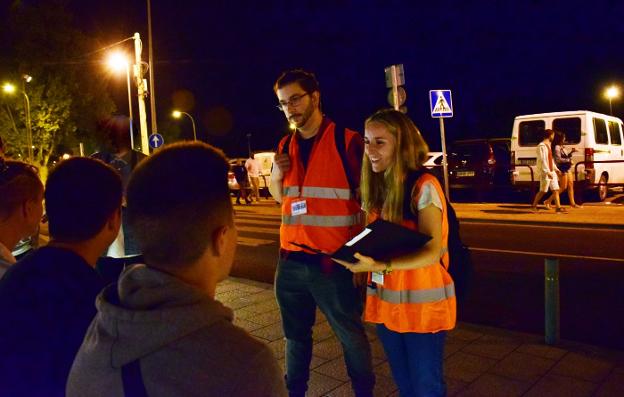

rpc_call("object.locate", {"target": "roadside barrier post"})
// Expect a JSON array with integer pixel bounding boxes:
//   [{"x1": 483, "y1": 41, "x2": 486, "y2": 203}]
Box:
[{"x1": 544, "y1": 258, "x2": 560, "y2": 345}]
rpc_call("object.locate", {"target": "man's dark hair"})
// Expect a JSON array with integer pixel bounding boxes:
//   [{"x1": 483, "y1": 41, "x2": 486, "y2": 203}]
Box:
[
  {"x1": 126, "y1": 142, "x2": 232, "y2": 268},
  {"x1": 543, "y1": 129, "x2": 555, "y2": 141},
  {"x1": 45, "y1": 157, "x2": 122, "y2": 242},
  {"x1": 273, "y1": 69, "x2": 320, "y2": 94}
]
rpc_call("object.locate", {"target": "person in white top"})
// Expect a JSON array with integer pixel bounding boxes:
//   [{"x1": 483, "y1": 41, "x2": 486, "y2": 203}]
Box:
[
  {"x1": 531, "y1": 129, "x2": 566, "y2": 213},
  {"x1": 0, "y1": 159, "x2": 44, "y2": 277},
  {"x1": 245, "y1": 155, "x2": 261, "y2": 201}
]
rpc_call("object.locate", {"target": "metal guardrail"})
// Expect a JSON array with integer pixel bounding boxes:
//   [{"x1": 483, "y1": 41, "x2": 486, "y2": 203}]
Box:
[{"x1": 469, "y1": 246, "x2": 624, "y2": 345}]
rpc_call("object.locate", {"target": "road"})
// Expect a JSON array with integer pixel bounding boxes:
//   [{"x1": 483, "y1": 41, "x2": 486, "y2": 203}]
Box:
[{"x1": 231, "y1": 197, "x2": 624, "y2": 349}]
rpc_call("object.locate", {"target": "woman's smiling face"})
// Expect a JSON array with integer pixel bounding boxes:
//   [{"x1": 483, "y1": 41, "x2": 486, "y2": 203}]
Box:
[{"x1": 364, "y1": 121, "x2": 396, "y2": 173}]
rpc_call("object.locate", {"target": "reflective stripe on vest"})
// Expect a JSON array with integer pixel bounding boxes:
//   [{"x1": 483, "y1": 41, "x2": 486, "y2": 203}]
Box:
[
  {"x1": 283, "y1": 186, "x2": 352, "y2": 200},
  {"x1": 282, "y1": 213, "x2": 360, "y2": 227},
  {"x1": 367, "y1": 282, "x2": 455, "y2": 304}
]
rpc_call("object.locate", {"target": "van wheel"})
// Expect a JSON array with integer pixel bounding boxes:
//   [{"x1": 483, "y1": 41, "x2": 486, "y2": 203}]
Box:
[{"x1": 591, "y1": 174, "x2": 609, "y2": 202}]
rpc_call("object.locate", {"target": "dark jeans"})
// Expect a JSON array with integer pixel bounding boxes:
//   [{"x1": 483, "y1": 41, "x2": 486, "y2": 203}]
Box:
[
  {"x1": 376, "y1": 324, "x2": 447, "y2": 397},
  {"x1": 275, "y1": 254, "x2": 375, "y2": 397}
]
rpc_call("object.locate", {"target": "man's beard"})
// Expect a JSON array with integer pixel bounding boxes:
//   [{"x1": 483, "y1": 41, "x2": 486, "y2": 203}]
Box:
[{"x1": 289, "y1": 101, "x2": 314, "y2": 128}]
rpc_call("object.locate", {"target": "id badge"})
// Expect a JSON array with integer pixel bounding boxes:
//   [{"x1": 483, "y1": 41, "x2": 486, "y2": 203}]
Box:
[
  {"x1": 291, "y1": 200, "x2": 307, "y2": 216},
  {"x1": 371, "y1": 272, "x2": 384, "y2": 286}
]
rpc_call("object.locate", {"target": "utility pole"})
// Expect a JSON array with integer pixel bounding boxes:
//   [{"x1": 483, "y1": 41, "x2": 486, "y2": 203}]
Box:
[
  {"x1": 133, "y1": 32, "x2": 150, "y2": 154},
  {"x1": 147, "y1": 0, "x2": 158, "y2": 135}
]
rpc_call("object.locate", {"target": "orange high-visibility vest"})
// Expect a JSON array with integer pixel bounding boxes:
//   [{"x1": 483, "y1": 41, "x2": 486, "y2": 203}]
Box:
[
  {"x1": 278, "y1": 121, "x2": 363, "y2": 253},
  {"x1": 365, "y1": 173, "x2": 456, "y2": 333}
]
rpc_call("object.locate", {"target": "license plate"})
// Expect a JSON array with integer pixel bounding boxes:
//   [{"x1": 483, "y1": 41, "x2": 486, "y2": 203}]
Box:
[
  {"x1": 457, "y1": 171, "x2": 475, "y2": 177},
  {"x1": 519, "y1": 158, "x2": 536, "y2": 166}
]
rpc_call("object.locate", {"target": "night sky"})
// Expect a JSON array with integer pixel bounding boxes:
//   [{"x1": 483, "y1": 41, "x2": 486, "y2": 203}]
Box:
[{"x1": 7, "y1": 1, "x2": 624, "y2": 156}]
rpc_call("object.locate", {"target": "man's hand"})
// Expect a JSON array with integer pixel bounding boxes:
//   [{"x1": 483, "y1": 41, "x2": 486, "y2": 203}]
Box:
[{"x1": 274, "y1": 153, "x2": 291, "y2": 174}]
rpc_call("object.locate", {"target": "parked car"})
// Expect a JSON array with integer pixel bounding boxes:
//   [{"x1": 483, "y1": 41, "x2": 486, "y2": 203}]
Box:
[
  {"x1": 228, "y1": 154, "x2": 275, "y2": 198},
  {"x1": 448, "y1": 138, "x2": 513, "y2": 197},
  {"x1": 510, "y1": 110, "x2": 624, "y2": 201}
]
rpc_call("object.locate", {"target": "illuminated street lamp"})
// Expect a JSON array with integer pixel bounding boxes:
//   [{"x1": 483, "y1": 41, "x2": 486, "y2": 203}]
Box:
[
  {"x1": 2, "y1": 76, "x2": 34, "y2": 163},
  {"x1": 107, "y1": 52, "x2": 135, "y2": 149},
  {"x1": 604, "y1": 85, "x2": 620, "y2": 116},
  {"x1": 172, "y1": 110, "x2": 197, "y2": 141}
]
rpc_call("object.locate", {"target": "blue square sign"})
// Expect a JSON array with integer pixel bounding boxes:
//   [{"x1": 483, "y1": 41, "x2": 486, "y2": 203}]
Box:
[{"x1": 429, "y1": 90, "x2": 453, "y2": 118}]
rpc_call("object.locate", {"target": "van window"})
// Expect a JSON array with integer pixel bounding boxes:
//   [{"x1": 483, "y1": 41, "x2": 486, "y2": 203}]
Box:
[
  {"x1": 518, "y1": 120, "x2": 545, "y2": 146},
  {"x1": 593, "y1": 118, "x2": 609, "y2": 144},
  {"x1": 552, "y1": 117, "x2": 581, "y2": 144},
  {"x1": 608, "y1": 121, "x2": 622, "y2": 145}
]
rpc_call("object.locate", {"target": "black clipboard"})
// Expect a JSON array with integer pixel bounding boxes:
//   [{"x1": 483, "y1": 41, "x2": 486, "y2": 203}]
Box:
[
  {"x1": 331, "y1": 219, "x2": 431, "y2": 263},
  {"x1": 291, "y1": 219, "x2": 431, "y2": 263}
]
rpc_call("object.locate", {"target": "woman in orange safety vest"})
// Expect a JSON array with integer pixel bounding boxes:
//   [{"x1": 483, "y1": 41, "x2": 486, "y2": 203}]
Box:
[{"x1": 335, "y1": 109, "x2": 456, "y2": 397}]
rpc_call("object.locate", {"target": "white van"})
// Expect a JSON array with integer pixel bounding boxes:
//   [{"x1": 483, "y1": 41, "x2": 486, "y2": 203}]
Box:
[
  {"x1": 510, "y1": 110, "x2": 624, "y2": 201},
  {"x1": 253, "y1": 151, "x2": 275, "y2": 196}
]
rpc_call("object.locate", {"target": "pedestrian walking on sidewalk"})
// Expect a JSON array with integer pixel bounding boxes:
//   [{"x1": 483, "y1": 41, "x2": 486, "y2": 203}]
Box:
[
  {"x1": 269, "y1": 69, "x2": 375, "y2": 397},
  {"x1": 544, "y1": 130, "x2": 582, "y2": 208},
  {"x1": 334, "y1": 109, "x2": 455, "y2": 397},
  {"x1": 531, "y1": 129, "x2": 567, "y2": 213},
  {"x1": 246, "y1": 155, "x2": 261, "y2": 201}
]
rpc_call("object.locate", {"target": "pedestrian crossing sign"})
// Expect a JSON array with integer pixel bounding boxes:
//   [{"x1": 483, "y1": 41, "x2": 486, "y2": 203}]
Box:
[{"x1": 429, "y1": 90, "x2": 453, "y2": 118}]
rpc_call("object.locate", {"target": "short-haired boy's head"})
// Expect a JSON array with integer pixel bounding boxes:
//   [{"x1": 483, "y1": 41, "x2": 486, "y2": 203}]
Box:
[
  {"x1": 126, "y1": 142, "x2": 232, "y2": 268},
  {"x1": 46, "y1": 157, "x2": 122, "y2": 242}
]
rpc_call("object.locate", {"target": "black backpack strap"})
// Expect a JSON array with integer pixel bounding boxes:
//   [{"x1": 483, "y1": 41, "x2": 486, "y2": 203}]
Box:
[
  {"x1": 333, "y1": 124, "x2": 357, "y2": 195},
  {"x1": 122, "y1": 359, "x2": 149, "y2": 397}
]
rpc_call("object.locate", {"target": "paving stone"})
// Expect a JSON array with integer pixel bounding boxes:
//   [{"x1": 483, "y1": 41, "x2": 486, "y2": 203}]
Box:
[
  {"x1": 215, "y1": 281, "x2": 243, "y2": 294},
  {"x1": 457, "y1": 373, "x2": 532, "y2": 397},
  {"x1": 594, "y1": 369, "x2": 624, "y2": 397},
  {"x1": 314, "y1": 357, "x2": 350, "y2": 381},
  {"x1": 313, "y1": 337, "x2": 344, "y2": 360},
  {"x1": 246, "y1": 308, "x2": 282, "y2": 326},
  {"x1": 370, "y1": 338, "x2": 387, "y2": 360},
  {"x1": 444, "y1": 351, "x2": 498, "y2": 383},
  {"x1": 461, "y1": 334, "x2": 521, "y2": 360},
  {"x1": 489, "y1": 351, "x2": 556, "y2": 383},
  {"x1": 241, "y1": 298, "x2": 280, "y2": 314},
  {"x1": 446, "y1": 376, "x2": 469, "y2": 396},
  {"x1": 243, "y1": 289, "x2": 276, "y2": 303},
  {"x1": 268, "y1": 338, "x2": 285, "y2": 360},
  {"x1": 524, "y1": 374, "x2": 598, "y2": 397},
  {"x1": 516, "y1": 342, "x2": 567, "y2": 360},
  {"x1": 373, "y1": 361, "x2": 393, "y2": 378},
  {"x1": 448, "y1": 326, "x2": 483, "y2": 342},
  {"x1": 251, "y1": 323, "x2": 285, "y2": 342},
  {"x1": 312, "y1": 320, "x2": 335, "y2": 342},
  {"x1": 232, "y1": 317, "x2": 264, "y2": 332},
  {"x1": 233, "y1": 307, "x2": 257, "y2": 320},
  {"x1": 323, "y1": 374, "x2": 397, "y2": 397},
  {"x1": 444, "y1": 337, "x2": 468, "y2": 359},
  {"x1": 306, "y1": 371, "x2": 345, "y2": 397},
  {"x1": 550, "y1": 352, "x2": 614, "y2": 382}
]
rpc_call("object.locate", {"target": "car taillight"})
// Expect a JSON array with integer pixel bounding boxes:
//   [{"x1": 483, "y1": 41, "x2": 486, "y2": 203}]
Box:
[
  {"x1": 487, "y1": 146, "x2": 496, "y2": 165},
  {"x1": 584, "y1": 148, "x2": 594, "y2": 169},
  {"x1": 510, "y1": 151, "x2": 516, "y2": 169}
]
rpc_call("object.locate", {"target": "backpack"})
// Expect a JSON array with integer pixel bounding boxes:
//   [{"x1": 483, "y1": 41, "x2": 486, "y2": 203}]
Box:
[
  {"x1": 403, "y1": 169, "x2": 473, "y2": 302},
  {"x1": 279, "y1": 123, "x2": 356, "y2": 196}
]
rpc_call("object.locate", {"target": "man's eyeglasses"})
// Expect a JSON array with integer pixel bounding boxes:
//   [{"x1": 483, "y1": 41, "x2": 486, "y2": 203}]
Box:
[{"x1": 276, "y1": 93, "x2": 309, "y2": 111}]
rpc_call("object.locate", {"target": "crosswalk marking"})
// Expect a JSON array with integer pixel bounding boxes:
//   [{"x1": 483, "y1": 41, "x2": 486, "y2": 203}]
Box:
[
  {"x1": 236, "y1": 219, "x2": 281, "y2": 227},
  {"x1": 236, "y1": 225, "x2": 280, "y2": 235}
]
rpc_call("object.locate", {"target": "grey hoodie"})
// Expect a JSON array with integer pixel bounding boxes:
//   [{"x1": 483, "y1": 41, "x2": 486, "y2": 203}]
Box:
[{"x1": 67, "y1": 265, "x2": 286, "y2": 397}]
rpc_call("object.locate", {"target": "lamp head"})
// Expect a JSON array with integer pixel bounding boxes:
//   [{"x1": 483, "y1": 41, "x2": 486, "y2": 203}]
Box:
[
  {"x1": 107, "y1": 52, "x2": 129, "y2": 73},
  {"x1": 2, "y1": 83, "x2": 16, "y2": 94},
  {"x1": 605, "y1": 85, "x2": 620, "y2": 100},
  {"x1": 172, "y1": 110, "x2": 182, "y2": 118}
]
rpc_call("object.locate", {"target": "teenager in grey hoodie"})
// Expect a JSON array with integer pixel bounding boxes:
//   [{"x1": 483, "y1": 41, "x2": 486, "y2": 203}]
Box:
[{"x1": 67, "y1": 142, "x2": 286, "y2": 397}]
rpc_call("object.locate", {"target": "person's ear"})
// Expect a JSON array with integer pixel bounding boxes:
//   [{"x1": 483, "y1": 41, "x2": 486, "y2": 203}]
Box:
[
  {"x1": 212, "y1": 225, "x2": 229, "y2": 257},
  {"x1": 311, "y1": 91, "x2": 320, "y2": 107}
]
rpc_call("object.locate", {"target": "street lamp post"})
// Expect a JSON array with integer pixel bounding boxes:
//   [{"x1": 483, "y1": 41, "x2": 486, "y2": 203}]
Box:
[
  {"x1": 2, "y1": 79, "x2": 33, "y2": 163},
  {"x1": 604, "y1": 85, "x2": 620, "y2": 116},
  {"x1": 108, "y1": 52, "x2": 135, "y2": 149},
  {"x1": 172, "y1": 110, "x2": 197, "y2": 141}
]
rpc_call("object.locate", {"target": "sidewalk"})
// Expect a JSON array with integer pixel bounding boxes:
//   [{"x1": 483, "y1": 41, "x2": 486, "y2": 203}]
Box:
[{"x1": 218, "y1": 277, "x2": 624, "y2": 397}]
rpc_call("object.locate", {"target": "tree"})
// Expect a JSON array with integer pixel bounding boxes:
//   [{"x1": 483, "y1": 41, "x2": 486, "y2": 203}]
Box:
[{"x1": 0, "y1": 0, "x2": 116, "y2": 180}]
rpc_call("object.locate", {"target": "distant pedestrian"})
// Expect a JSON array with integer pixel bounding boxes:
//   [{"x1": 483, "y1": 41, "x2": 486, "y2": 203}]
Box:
[
  {"x1": 246, "y1": 154, "x2": 261, "y2": 201},
  {"x1": 0, "y1": 159, "x2": 43, "y2": 278},
  {"x1": 233, "y1": 158, "x2": 251, "y2": 204},
  {"x1": 67, "y1": 142, "x2": 286, "y2": 397},
  {"x1": 334, "y1": 109, "x2": 455, "y2": 397},
  {"x1": 0, "y1": 157, "x2": 122, "y2": 397},
  {"x1": 92, "y1": 115, "x2": 147, "y2": 256},
  {"x1": 269, "y1": 69, "x2": 375, "y2": 397},
  {"x1": 531, "y1": 129, "x2": 566, "y2": 213},
  {"x1": 544, "y1": 130, "x2": 582, "y2": 208}
]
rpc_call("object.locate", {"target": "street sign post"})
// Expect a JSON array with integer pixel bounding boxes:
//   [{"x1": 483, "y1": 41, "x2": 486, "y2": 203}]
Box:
[
  {"x1": 385, "y1": 64, "x2": 406, "y2": 111},
  {"x1": 148, "y1": 133, "x2": 164, "y2": 149},
  {"x1": 429, "y1": 89, "x2": 454, "y2": 199}
]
